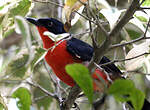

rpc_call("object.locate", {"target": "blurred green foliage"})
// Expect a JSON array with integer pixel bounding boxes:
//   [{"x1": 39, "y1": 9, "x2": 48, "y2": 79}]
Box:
[{"x1": 0, "y1": 0, "x2": 149, "y2": 110}]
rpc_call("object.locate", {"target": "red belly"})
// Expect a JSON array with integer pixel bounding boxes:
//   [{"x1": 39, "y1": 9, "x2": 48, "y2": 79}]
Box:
[
  {"x1": 45, "y1": 40, "x2": 81, "y2": 86},
  {"x1": 44, "y1": 40, "x2": 108, "y2": 91}
]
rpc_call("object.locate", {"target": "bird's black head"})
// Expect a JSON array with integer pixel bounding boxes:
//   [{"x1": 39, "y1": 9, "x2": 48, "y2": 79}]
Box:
[{"x1": 26, "y1": 17, "x2": 66, "y2": 34}]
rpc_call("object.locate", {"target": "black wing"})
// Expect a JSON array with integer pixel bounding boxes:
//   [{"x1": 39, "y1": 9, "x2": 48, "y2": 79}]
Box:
[
  {"x1": 67, "y1": 37, "x2": 93, "y2": 61},
  {"x1": 66, "y1": 37, "x2": 122, "y2": 75},
  {"x1": 100, "y1": 56, "x2": 122, "y2": 75}
]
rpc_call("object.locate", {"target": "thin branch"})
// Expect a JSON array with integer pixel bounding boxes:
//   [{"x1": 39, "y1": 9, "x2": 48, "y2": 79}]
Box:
[
  {"x1": 110, "y1": 36, "x2": 150, "y2": 49},
  {"x1": 122, "y1": 70, "x2": 150, "y2": 76},
  {"x1": 33, "y1": 0, "x2": 64, "y2": 8},
  {"x1": 138, "y1": 7, "x2": 150, "y2": 10},
  {"x1": 26, "y1": 80, "x2": 59, "y2": 100},
  {"x1": 100, "y1": 52, "x2": 150, "y2": 67},
  {"x1": 94, "y1": 62, "x2": 113, "y2": 83},
  {"x1": 144, "y1": 17, "x2": 150, "y2": 38},
  {"x1": 74, "y1": 10, "x2": 96, "y2": 24},
  {"x1": 34, "y1": 94, "x2": 48, "y2": 102},
  {"x1": 110, "y1": 17, "x2": 150, "y2": 49},
  {"x1": 43, "y1": 61, "x2": 67, "y2": 96}
]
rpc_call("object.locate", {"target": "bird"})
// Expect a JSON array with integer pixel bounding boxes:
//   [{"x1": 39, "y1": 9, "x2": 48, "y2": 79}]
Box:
[
  {"x1": 26, "y1": 17, "x2": 122, "y2": 91},
  {"x1": 26, "y1": 17, "x2": 150, "y2": 110}
]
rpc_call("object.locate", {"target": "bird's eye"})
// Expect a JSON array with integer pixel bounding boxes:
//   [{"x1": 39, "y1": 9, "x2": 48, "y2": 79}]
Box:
[{"x1": 48, "y1": 22, "x2": 53, "y2": 27}]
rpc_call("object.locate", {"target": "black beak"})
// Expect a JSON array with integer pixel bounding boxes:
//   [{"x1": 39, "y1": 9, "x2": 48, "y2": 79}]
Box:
[{"x1": 26, "y1": 17, "x2": 41, "y2": 26}]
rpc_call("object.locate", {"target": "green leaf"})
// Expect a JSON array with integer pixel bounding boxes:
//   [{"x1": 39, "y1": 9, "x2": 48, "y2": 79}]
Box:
[
  {"x1": 0, "y1": 104, "x2": 5, "y2": 110},
  {"x1": 15, "y1": 16, "x2": 31, "y2": 48},
  {"x1": 141, "y1": 0, "x2": 150, "y2": 6},
  {"x1": 65, "y1": 0, "x2": 77, "y2": 7},
  {"x1": 130, "y1": 89, "x2": 145, "y2": 110},
  {"x1": 126, "y1": 29, "x2": 142, "y2": 40},
  {"x1": 0, "y1": 94, "x2": 8, "y2": 110},
  {"x1": 6, "y1": 54, "x2": 29, "y2": 78},
  {"x1": 0, "y1": 5, "x2": 4, "y2": 11},
  {"x1": 135, "y1": 16, "x2": 147, "y2": 22},
  {"x1": 65, "y1": 63, "x2": 93, "y2": 103},
  {"x1": 12, "y1": 87, "x2": 31, "y2": 110},
  {"x1": 31, "y1": 47, "x2": 47, "y2": 70},
  {"x1": 10, "y1": 0, "x2": 31, "y2": 16},
  {"x1": 108, "y1": 79, "x2": 145, "y2": 110},
  {"x1": 15, "y1": 16, "x2": 33, "y2": 67},
  {"x1": 108, "y1": 80, "x2": 134, "y2": 95}
]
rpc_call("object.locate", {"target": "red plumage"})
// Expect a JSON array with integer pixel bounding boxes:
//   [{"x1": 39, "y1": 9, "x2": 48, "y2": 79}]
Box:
[{"x1": 37, "y1": 26, "x2": 108, "y2": 90}]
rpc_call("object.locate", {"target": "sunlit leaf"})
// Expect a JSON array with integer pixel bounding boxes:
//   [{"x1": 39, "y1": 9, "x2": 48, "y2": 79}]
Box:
[
  {"x1": 0, "y1": 5, "x2": 4, "y2": 11},
  {"x1": 66, "y1": 63, "x2": 93, "y2": 103},
  {"x1": 63, "y1": 0, "x2": 87, "y2": 25},
  {"x1": 100, "y1": 8, "x2": 125, "y2": 29},
  {"x1": 65, "y1": 0, "x2": 87, "y2": 8},
  {"x1": 125, "y1": 42, "x2": 149, "y2": 71},
  {"x1": 65, "y1": 0, "x2": 78, "y2": 7},
  {"x1": 12, "y1": 87, "x2": 31, "y2": 110},
  {"x1": 141, "y1": 0, "x2": 150, "y2": 6},
  {"x1": 135, "y1": 16, "x2": 147, "y2": 22},
  {"x1": 0, "y1": 0, "x2": 32, "y2": 38}
]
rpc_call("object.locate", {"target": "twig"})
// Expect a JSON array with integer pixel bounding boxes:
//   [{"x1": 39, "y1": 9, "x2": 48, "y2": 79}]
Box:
[
  {"x1": 138, "y1": 7, "x2": 150, "y2": 10},
  {"x1": 110, "y1": 17, "x2": 150, "y2": 49},
  {"x1": 94, "y1": 62, "x2": 113, "y2": 83},
  {"x1": 34, "y1": 94, "x2": 48, "y2": 102},
  {"x1": 74, "y1": 10, "x2": 96, "y2": 24},
  {"x1": 33, "y1": 0, "x2": 64, "y2": 8},
  {"x1": 143, "y1": 17, "x2": 150, "y2": 38},
  {"x1": 122, "y1": 70, "x2": 150, "y2": 76},
  {"x1": 26, "y1": 80, "x2": 59, "y2": 100},
  {"x1": 100, "y1": 52, "x2": 150, "y2": 67},
  {"x1": 43, "y1": 61, "x2": 67, "y2": 96},
  {"x1": 110, "y1": 36, "x2": 150, "y2": 49}
]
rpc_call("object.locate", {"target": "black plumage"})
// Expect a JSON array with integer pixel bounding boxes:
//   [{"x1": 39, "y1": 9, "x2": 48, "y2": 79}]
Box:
[{"x1": 67, "y1": 37, "x2": 122, "y2": 76}]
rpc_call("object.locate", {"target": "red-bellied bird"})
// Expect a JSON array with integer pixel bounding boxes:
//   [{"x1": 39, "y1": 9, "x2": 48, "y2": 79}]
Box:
[
  {"x1": 26, "y1": 17, "x2": 123, "y2": 92},
  {"x1": 26, "y1": 17, "x2": 150, "y2": 110}
]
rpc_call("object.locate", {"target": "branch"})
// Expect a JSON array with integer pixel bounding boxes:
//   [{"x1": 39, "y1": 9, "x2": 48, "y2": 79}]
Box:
[
  {"x1": 33, "y1": 0, "x2": 64, "y2": 8},
  {"x1": 61, "y1": 1, "x2": 141, "y2": 110},
  {"x1": 123, "y1": 70, "x2": 150, "y2": 76},
  {"x1": 88, "y1": 0, "x2": 140, "y2": 71},
  {"x1": 60, "y1": 85, "x2": 81, "y2": 110},
  {"x1": 110, "y1": 17, "x2": 150, "y2": 49},
  {"x1": 26, "y1": 80, "x2": 59, "y2": 101},
  {"x1": 109, "y1": 0, "x2": 140, "y2": 38},
  {"x1": 100, "y1": 52, "x2": 150, "y2": 67},
  {"x1": 110, "y1": 36, "x2": 150, "y2": 49}
]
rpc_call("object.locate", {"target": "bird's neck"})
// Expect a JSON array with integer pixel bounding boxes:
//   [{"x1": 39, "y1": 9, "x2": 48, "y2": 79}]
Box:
[{"x1": 37, "y1": 27, "x2": 54, "y2": 49}]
